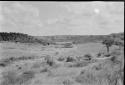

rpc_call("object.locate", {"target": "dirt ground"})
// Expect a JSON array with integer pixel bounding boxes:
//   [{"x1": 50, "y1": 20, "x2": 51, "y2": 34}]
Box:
[{"x1": 0, "y1": 42, "x2": 123, "y2": 85}]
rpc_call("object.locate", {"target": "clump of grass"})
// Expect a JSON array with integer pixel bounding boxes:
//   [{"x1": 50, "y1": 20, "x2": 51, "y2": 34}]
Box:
[
  {"x1": 44, "y1": 56, "x2": 55, "y2": 66},
  {"x1": 66, "y1": 56, "x2": 75, "y2": 62},
  {"x1": 18, "y1": 70, "x2": 35, "y2": 84},
  {"x1": 0, "y1": 57, "x2": 16, "y2": 67},
  {"x1": 1, "y1": 70, "x2": 35, "y2": 85},
  {"x1": 96, "y1": 52, "x2": 102, "y2": 57},
  {"x1": 104, "y1": 53, "x2": 111, "y2": 57},
  {"x1": 75, "y1": 56, "x2": 124, "y2": 85},
  {"x1": 0, "y1": 56, "x2": 36, "y2": 67},
  {"x1": 17, "y1": 56, "x2": 35, "y2": 60},
  {"x1": 1, "y1": 71, "x2": 18, "y2": 85},
  {"x1": 62, "y1": 79, "x2": 73, "y2": 85},
  {"x1": 83, "y1": 54, "x2": 92, "y2": 61},
  {"x1": 57, "y1": 57, "x2": 65, "y2": 62}
]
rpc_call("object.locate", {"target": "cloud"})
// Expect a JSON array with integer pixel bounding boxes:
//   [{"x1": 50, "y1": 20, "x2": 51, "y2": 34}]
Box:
[
  {"x1": 60, "y1": 2, "x2": 124, "y2": 30},
  {"x1": 0, "y1": 2, "x2": 3, "y2": 32},
  {"x1": 1, "y1": 2, "x2": 124, "y2": 36},
  {"x1": 1, "y1": 2, "x2": 43, "y2": 34}
]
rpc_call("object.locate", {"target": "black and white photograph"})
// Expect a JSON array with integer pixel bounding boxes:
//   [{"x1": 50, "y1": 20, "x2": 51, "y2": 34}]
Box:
[{"x1": 0, "y1": 1, "x2": 124, "y2": 85}]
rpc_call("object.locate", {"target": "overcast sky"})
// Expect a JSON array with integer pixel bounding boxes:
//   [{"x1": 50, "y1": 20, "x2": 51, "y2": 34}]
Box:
[{"x1": 0, "y1": 1, "x2": 124, "y2": 36}]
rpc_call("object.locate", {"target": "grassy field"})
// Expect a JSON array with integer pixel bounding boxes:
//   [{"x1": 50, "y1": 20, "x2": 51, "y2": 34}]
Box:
[{"x1": 0, "y1": 42, "x2": 124, "y2": 85}]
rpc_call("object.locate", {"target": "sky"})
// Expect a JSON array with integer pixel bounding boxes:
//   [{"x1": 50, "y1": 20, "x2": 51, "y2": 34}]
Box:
[{"x1": 0, "y1": 1, "x2": 124, "y2": 36}]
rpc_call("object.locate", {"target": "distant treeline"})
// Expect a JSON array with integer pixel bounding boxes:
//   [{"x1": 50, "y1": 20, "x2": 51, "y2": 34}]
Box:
[
  {"x1": 0, "y1": 32, "x2": 49, "y2": 45},
  {"x1": 36, "y1": 32, "x2": 124, "y2": 44},
  {"x1": 109, "y1": 32, "x2": 124, "y2": 41},
  {"x1": 0, "y1": 32, "x2": 124, "y2": 44}
]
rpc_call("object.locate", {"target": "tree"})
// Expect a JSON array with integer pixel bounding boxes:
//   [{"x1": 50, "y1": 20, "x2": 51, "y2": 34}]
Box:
[{"x1": 102, "y1": 38, "x2": 114, "y2": 53}]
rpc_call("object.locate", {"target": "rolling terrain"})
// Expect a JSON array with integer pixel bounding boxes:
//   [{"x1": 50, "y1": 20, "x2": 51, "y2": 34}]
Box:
[{"x1": 0, "y1": 32, "x2": 124, "y2": 85}]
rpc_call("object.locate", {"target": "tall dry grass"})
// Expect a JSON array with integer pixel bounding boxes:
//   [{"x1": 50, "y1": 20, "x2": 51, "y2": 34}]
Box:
[
  {"x1": 1, "y1": 70, "x2": 35, "y2": 85},
  {"x1": 75, "y1": 49, "x2": 124, "y2": 85}
]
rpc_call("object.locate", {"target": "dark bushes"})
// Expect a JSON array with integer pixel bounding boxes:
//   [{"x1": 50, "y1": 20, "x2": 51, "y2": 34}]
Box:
[
  {"x1": 84, "y1": 54, "x2": 92, "y2": 61},
  {"x1": 66, "y1": 56, "x2": 75, "y2": 62}
]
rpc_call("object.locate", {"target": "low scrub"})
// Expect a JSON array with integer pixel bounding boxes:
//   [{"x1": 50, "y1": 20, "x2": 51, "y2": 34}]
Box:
[
  {"x1": 1, "y1": 70, "x2": 35, "y2": 85},
  {"x1": 75, "y1": 56, "x2": 124, "y2": 85},
  {"x1": 44, "y1": 56, "x2": 56, "y2": 67},
  {"x1": 57, "y1": 57, "x2": 65, "y2": 62},
  {"x1": 66, "y1": 56, "x2": 76, "y2": 62},
  {"x1": 62, "y1": 79, "x2": 74, "y2": 85},
  {"x1": 83, "y1": 54, "x2": 92, "y2": 61}
]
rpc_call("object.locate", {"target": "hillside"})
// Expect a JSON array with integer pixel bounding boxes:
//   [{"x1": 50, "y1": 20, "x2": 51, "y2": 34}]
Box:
[
  {"x1": 0, "y1": 32, "x2": 49, "y2": 45},
  {"x1": 0, "y1": 32, "x2": 124, "y2": 44},
  {"x1": 35, "y1": 32, "x2": 124, "y2": 44}
]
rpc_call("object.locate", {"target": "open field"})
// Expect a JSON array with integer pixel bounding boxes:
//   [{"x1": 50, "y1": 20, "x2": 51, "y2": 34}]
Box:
[
  {"x1": 0, "y1": 1, "x2": 124, "y2": 85},
  {"x1": 0, "y1": 41, "x2": 124, "y2": 85}
]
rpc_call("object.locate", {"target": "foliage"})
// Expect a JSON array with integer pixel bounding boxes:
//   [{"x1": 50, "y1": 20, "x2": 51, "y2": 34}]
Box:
[
  {"x1": 66, "y1": 56, "x2": 75, "y2": 62},
  {"x1": 84, "y1": 54, "x2": 92, "y2": 61},
  {"x1": 0, "y1": 32, "x2": 49, "y2": 45},
  {"x1": 102, "y1": 38, "x2": 114, "y2": 53}
]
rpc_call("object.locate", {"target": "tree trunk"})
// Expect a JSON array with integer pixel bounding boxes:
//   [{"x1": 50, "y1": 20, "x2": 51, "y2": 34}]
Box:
[{"x1": 106, "y1": 46, "x2": 109, "y2": 53}]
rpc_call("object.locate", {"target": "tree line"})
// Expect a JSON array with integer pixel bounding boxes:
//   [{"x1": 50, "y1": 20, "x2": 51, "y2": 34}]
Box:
[{"x1": 0, "y1": 32, "x2": 49, "y2": 45}]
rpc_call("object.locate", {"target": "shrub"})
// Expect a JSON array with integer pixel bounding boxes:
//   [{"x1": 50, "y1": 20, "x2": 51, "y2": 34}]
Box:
[
  {"x1": 0, "y1": 57, "x2": 14, "y2": 67},
  {"x1": 62, "y1": 79, "x2": 73, "y2": 85},
  {"x1": 97, "y1": 52, "x2": 102, "y2": 57},
  {"x1": 57, "y1": 57, "x2": 65, "y2": 62},
  {"x1": 104, "y1": 53, "x2": 111, "y2": 57},
  {"x1": 75, "y1": 71, "x2": 97, "y2": 84},
  {"x1": 84, "y1": 54, "x2": 92, "y2": 61},
  {"x1": 44, "y1": 56, "x2": 55, "y2": 66},
  {"x1": 66, "y1": 56, "x2": 75, "y2": 62}
]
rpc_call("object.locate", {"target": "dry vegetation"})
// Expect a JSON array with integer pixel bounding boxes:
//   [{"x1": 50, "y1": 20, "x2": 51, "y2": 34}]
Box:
[{"x1": 0, "y1": 32, "x2": 124, "y2": 85}]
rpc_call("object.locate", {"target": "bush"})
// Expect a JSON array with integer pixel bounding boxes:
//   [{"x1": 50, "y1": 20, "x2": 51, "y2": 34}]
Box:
[
  {"x1": 84, "y1": 54, "x2": 92, "y2": 61},
  {"x1": 44, "y1": 56, "x2": 55, "y2": 66},
  {"x1": 66, "y1": 56, "x2": 75, "y2": 62},
  {"x1": 57, "y1": 57, "x2": 65, "y2": 62},
  {"x1": 0, "y1": 57, "x2": 15, "y2": 67},
  {"x1": 62, "y1": 79, "x2": 73, "y2": 85}
]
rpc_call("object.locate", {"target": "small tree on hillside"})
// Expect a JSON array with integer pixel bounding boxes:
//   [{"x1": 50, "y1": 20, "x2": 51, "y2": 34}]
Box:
[{"x1": 102, "y1": 38, "x2": 114, "y2": 53}]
